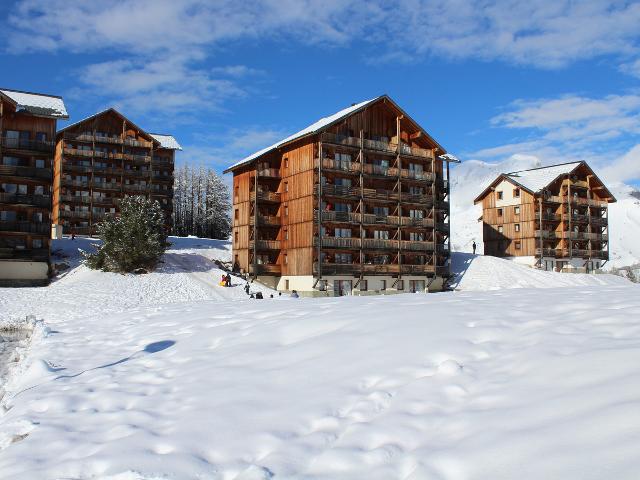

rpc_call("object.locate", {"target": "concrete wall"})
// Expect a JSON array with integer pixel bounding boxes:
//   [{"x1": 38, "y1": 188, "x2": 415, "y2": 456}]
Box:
[
  {"x1": 0, "y1": 260, "x2": 49, "y2": 286},
  {"x1": 275, "y1": 274, "x2": 446, "y2": 296}
]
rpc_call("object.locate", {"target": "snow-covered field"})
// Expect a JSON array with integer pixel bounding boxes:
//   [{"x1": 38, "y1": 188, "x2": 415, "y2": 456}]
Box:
[{"x1": 1, "y1": 237, "x2": 639, "y2": 479}]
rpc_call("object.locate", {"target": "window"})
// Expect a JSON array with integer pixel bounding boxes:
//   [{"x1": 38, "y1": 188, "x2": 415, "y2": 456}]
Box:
[
  {"x1": 35, "y1": 132, "x2": 47, "y2": 142},
  {"x1": 284, "y1": 205, "x2": 289, "y2": 216},
  {"x1": 234, "y1": 230, "x2": 238, "y2": 242},
  {"x1": 335, "y1": 228, "x2": 351, "y2": 238},
  {"x1": 335, "y1": 203, "x2": 351, "y2": 213},
  {"x1": 34, "y1": 185, "x2": 44, "y2": 195},
  {"x1": 409, "y1": 209, "x2": 424, "y2": 219},
  {"x1": 284, "y1": 182, "x2": 288, "y2": 193},
  {"x1": 498, "y1": 225, "x2": 503, "y2": 233},
  {"x1": 0, "y1": 210, "x2": 16, "y2": 221},
  {"x1": 32, "y1": 238, "x2": 43, "y2": 249},
  {"x1": 234, "y1": 186, "x2": 239, "y2": 200},
  {"x1": 515, "y1": 224, "x2": 520, "y2": 232},
  {"x1": 234, "y1": 209, "x2": 239, "y2": 220},
  {"x1": 373, "y1": 230, "x2": 389, "y2": 239},
  {"x1": 284, "y1": 158, "x2": 289, "y2": 168},
  {"x1": 513, "y1": 188, "x2": 520, "y2": 197},
  {"x1": 373, "y1": 206, "x2": 389, "y2": 216},
  {"x1": 284, "y1": 254, "x2": 287, "y2": 264},
  {"x1": 284, "y1": 229, "x2": 289, "y2": 240},
  {"x1": 2, "y1": 156, "x2": 20, "y2": 166},
  {"x1": 18, "y1": 185, "x2": 27, "y2": 194},
  {"x1": 360, "y1": 280, "x2": 368, "y2": 292},
  {"x1": 335, "y1": 253, "x2": 352, "y2": 263},
  {"x1": 515, "y1": 241, "x2": 522, "y2": 250},
  {"x1": 285, "y1": 279, "x2": 290, "y2": 290},
  {"x1": 396, "y1": 280, "x2": 404, "y2": 291},
  {"x1": 497, "y1": 191, "x2": 503, "y2": 200},
  {"x1": 380, "y1": 280, "x2": 386, "y2": 291},
  {"x1": 514, "y1": 206, "x2": 520, "y2": 215},
  {"x1": 497, "y1": 208, "x2": 503, "y2": 217}
]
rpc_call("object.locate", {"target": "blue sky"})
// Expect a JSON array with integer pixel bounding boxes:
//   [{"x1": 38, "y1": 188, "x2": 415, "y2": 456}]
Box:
[{"x1": 1, "y1": 0, "x2": 639, "y2": 187}]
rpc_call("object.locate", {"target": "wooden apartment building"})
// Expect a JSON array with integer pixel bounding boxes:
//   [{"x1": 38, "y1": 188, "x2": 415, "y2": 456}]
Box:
[
  {"x1": 53, "y1": 109, "x2": 180, "y2": 235},
  {"x1": 224, "y1": 95, "x2": 456, "y2": 296},
  {"x1": 474, "y1": 161, "x2": 615, "y2": 272},
  {"x1": 0, "y1": 88, "x2": 68, "y2": 286}
]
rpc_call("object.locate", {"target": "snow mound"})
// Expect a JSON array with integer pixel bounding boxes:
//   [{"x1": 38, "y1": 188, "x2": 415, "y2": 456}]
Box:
[{"x1": 451, "y1": 253, "x2": 628, "y2": 291}]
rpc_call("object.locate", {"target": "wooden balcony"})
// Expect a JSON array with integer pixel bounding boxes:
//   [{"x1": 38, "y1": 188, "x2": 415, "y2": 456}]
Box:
[
  {"x1": 571, "y1": 197, "x2": 608, "y2": 208},
  {"x1": 95, "y1": 181, "x2": 123, "y2": 191},
  {"x1": 0, "y1": 193, "x2": 50, "y2": 207},
  {"x1": 401, "y1": 192, "x2": 432, "y2": 204},
  {"x1": 362, "y1": 163, "x2": 396, "y2": 178},
  {"x1": 320, "y1": 132, "x2": 435, "y2": 159},
  {"x1": 436, "y1": 222, "x2": 450, "y2": 233},
  {"x1": 124, "y1": 153, "x2": 152, "y2": 164},
  {"x1": 250, "y1": 214, "x2": 281, "y2": 227},
  {"x1": 249, "y1": 264, "x2": 281, "y2": 275},
  {"x1": 316, "y1": 157, "x2": 361, "y2": 174},
  {"x1": 542, "y1": 195, "x2": 563, "y2": 204},
  {"x1": 314, "y1": 262, "x2": 360, "y2": 275},
  {"x1": 250, "y1": 190, "x2": 281, "y2": 203},
  {"x1": 590, "y1": 216, "x2": 608, "y2": 226},
  {"x1": 401, "y1": 264, "x2": 437, "y2": 274},
  {"x1": 400, "y1": 169, "x2": 435, "y2": 182},
  {"x1": 60, "y1": 210, "x2": 91, "y2": 219},
  {"x1": 362, "y1": 238, "x2": 399, "y2": 250},
  {"x1": 536, "y1": 248, "x2": 609, "y2": 259},
  {"x1": 124, "y1": 138, "x2": 153, "y2": 148},
  {"x1": 317, "y1": 184, "x2": 361, "y2": 198},
  {"x1": 315, "y1": 210, "x2": 361, "y2": 224},
  {"x1": 321, "y1": 132, "x2": 363, "y2": 149},
  {"x1": 0, "y1": 221, "x2": 50, "y2": 234},
  {"x1": 246, "y1": 239, "x2": 279, "y2": 251},
  {"x1": 0, "y1": 247, "x2": 49, "y2": 261},
  {"x1": 314, "y1": 237, "x2": 361, "y2": 249},
  {"x1": 0, "y1": 136, "x2": 54, "y2": 153},
  {"x1": 535, "y1": 212, "x2": 562, "y2": 221},
  {"x1": 256, "y1": 168, "x2": 280, "y2": 178},
  {"x1": 64, "y1": 132, "x2": 124, "y2": 145},
  {"x1": 361, "y1": 213, "x2": 398, "y2": 226},
  {"x1": 361, "y1": 263, "x2": 400, "y2": 274},
  {"x1": 0, "y1": 165, "x2": 52, "y2": 180},
  {"x1": 400, "y1": 240, "x2": 434, "y2": 251},
  {"x1": 153, "y1": 157, "x2": 174, "y2": 166},
  {"x1": 400, "y1": 216, "x2": 434, "y2": 228},
  {"x1": 122, "y1": 184, "x2": 149, "y2": 193},
  {"x1": 535, "y1": 230, "x2": 560, "y2": 239},
  {"x1": 362, "y1": 188, "x2": 399, "y2": 202}
]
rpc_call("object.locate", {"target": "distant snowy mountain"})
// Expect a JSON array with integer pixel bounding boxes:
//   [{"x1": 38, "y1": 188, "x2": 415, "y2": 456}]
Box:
[{"x1": 449, "y1": 156, "x2": 640, "y2": 269}]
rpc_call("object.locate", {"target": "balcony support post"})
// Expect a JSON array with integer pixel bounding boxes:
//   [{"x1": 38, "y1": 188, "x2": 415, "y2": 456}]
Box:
[
  {"x1": 253, "y1": 167, "x2": 258, "y2": 279},
  {"x1": 359, "y1": 129, "x2": 364, "y2": 277},
  {"x1": 396, "y1": 115, "x2": 402, "y2": 280},
  {"x1": 316, "y1": 140, "x2": 323, "y2": 283},
  {"x1": 567, "y1": 176, "x2": 572, "y2": 261}
]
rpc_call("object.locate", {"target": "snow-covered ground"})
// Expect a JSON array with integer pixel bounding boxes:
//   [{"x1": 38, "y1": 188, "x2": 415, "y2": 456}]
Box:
[{"x1": 1, "y1": 237, "x2": 639, "y2": 479}]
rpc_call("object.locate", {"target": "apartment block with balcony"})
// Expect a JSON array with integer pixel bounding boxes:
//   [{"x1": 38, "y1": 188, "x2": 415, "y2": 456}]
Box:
[
  {"x1": 225, "y1": 95, "x2": 456, "y2": 296},
  {"x1": 53, "y1": 109, "x2": 180, "y2": 235},
  {"x1": 0, "y1": 88, "x2": 68, "y2": 286},
  {"x1": 474, "y1": 161, "x2": 616, "y2": 273}
]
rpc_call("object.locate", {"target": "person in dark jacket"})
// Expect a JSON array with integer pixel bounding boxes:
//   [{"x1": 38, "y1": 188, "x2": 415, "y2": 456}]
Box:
[
  {"x1": 472, "y1": 241, "x2": 477, "y2": 255},
  {"x1": 225, "y1": 273, "x2": 232, "y2": 287},
  {"x1": 255, "y1": 291, "x2": 263, "y2": 299},
  {"x1": 244, "y1": 283, "x2": 250, "y2": 295}
]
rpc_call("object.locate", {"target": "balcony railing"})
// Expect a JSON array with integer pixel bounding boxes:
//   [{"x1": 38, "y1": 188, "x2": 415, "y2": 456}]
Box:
[
  {"x1": 401, "y1": 192, "x2": 431, "y2": 204},
  {"x1": 316, "y1": 157, "x2": 361, "y2": 174},
  {"x1": 0, "y1": 221, "x2": 49, "y2": 234},
  {"x1": 321, "y1": 132, "x2": 362, "y2": 149},
  {"x1": 436, "y1": 222, "x2": 450, "y2": 233},
  {"x1": 257, "y1": 168, "x2": 280, "y2": 178},
  {"x1": 362, "y1": 238, "x2": 399, "y2": 250},
  {"x1": 590, "y1": 216, "x2": 608, "y2": 226},
  {"x1": 0, "y1": 165, "x2": 51, "y2": 179},
  {"x1": 363, "y1": 188, "x2": 399, "y2": 202},
  {"x1": 250, "y1": 214, "x2": 281, "y2": 227},
  {"x1": 249, "y1": 264, "x2": 281, "y2": 274},
  {"x1": 124, "y1": 154, "x2": 152, "y2": 164},
  {"x1": 0, "y1": 247, "x2": 49, "y2": 261},
  {"x1": 571, "y1": 197, "x2": 608, "y2": 208},
  {"x1": 316, "y1": 210, "x2": 361, "y2": 224},
  {"x1": 249, "y1": 240, "x2": 281, "y2": 250},
  {"x1": 124, "y1": 138, "x2": 153, "y2": 148},
  {"x1": 401, "y1": 264, "x2": 437, "y2": 274},
  {"x1": 535, "y1": 212, "x2": 562, "y2": 221},
  {"x1": 60, "y1": 210, "x2": 91, "y2": 219},
  {"x1": 122, "y1": 183, "x2": 149, "y2": 192},
  {"x1": 400, "y1": 216, "x2": 434, "y2": 228},
  {"x1": 64, "y1": 132, "x2": 124, "y2": 145},
  {"x1": 536, "y1": 248, "x2": 609, "y2": 259},
  {"x1": 318, "y1": 184, "x2": 361, "y2": 198},
  {"x1": 361, "y1": 213, "x2": 397, "y2": 225},
  {"x1": 535, "y1": 230, "x2": 559, "y2": 239},
  {"x1": 0, "y1": 193, "x2": 50, "y2": 207},
  {"x1": 0, "y1": 136, "x2": 54, "y2": 153},
  {"x1": 315, "y1": 237, "x2": 362, "y2": 249},
  {"x1": 400, "y1": 169, "x2": 435, "y2": 181},
  {"x1": 320, "y1": 132, "x2": 435, "y2": 159},
  {"x1": 313, "y1": 262, "x2": 360, "y2": 275},
  {"x1": 543, "y1": 195, "x2": 563, "y2": 204},
  {"x1": 94, "y1": 181, "x2": 123, "y2": 191},
  {"x1": 400, "y1": 240, "x2": 434, "y2": 251},
  {"x1": 251, "y1": 190, "x2": 281, "y2": 203}
]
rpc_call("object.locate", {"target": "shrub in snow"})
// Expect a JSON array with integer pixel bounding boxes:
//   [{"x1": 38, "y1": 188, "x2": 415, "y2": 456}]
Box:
[{"x1": 84, "y1": 196, "x2": 168, "y2": 273}]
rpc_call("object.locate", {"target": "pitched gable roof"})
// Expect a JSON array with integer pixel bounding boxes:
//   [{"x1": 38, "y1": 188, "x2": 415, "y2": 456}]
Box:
[
  {"x1": 474, "y1": 161, "x2": 616, "y2": 204},
  {"x1": 56, "y1": 108, "x2": 158, "y2": 144},
  {"x1": 224, "y1": 95, "x2": 447, "y2": 173},
  {"x1": 0, "y1": 88, "x2": 68, "y2": 119},
  {"x1": 150, "y1": 133, "x2": 182, "y2": 150}
]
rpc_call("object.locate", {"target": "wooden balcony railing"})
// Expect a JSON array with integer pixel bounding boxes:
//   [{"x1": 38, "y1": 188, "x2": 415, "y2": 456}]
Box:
[
  {"x1": 0, "y1": 193, "x2": 50, "y2": 207},
  {"x1": 400, "y1": 169, "x2": 435, "y2": 181},
  {"x1": 251, "y1": 190, "x2": 281, "y2": 203},
  {"x1": 0, "y1": 221, "x2": 50, "y2": 234},
  {"x1": 0, "y1": 165, "x2": 51, "y2": 179},
  {"x1": 60, "y1": 210, "x2": 91, "y2": 219},
  {"x1": 535, "y1": 230, "x2": 559, "y2": 239},
  {"x1": 316, "y1": 157, "x2": 362, "y2": 173},
  {"x1": 400, "y1": 240, "x2": 434, "y2": 251},
  {"x1": 314, "y1": 237, "x2": 362, "y2": 249},
  {"x1": 257, "y1": 168, "x2": 281, "y2": 178},
  {"x1": 0, "y1": 247, "x2": 49, "y2": 261},
  {"x1": 361, "y1": 213, "x2": 396, "y2": 225},
  {"x1": 124, "y1": 137, "x2": 153, "y2": 148},
  {"x1": 65, "y1": 133, "x2": 124, "y2": 145},
  {"x1": 249, "y1": 240, "x2": 281, "y2": 250},
  {"x1": 321, "y1": 132, "x2": 362, "y2": 148},
  {"x1": 318, "y1": 184, "x2": 361, "y2": 198},
  {"x1": 362, "y1": 238, "x2": 399, "y2": 250},
  {"x1": 590, "y1": 216, "x2": 608, "y2": 226},
  {"x1": 314, "y1": 262, "x2": 360, "y2": 275},
  {"x1": 535, "y1": 212, "x2": 562, "y2": 221},
  {"x1": 363, "y1": 188, "x2": 399, "y2": 202},
  {"x1": 316, "y1": 210, "x2": 361, "y2": 224},
  {"x1": 536, "y1": 248, "x2": 609, "y2": 259},
  {"x1": 400, "y1": 216, "x2": 433, "y2": 228},
  {"x1": 543, "y1": 195, "x2": 563, "y2": 204},
  {"x1": 249, "y1": 264, "x2": 281, "y2": 274},
  {"x1": 0, "y1": 136, "x2": 54, "y2": 153},
  {"x1": 250, "y1": 214, "x2": 281, "y2": 227}
]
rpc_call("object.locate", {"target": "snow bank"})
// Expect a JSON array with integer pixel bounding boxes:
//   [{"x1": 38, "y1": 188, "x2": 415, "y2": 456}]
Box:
[
  {"x1": 1, "y1": 285, "x2": 639, "y2": 479},
  {"x1": 451, "y1": 253, "x2": 628, "y2": 291}
]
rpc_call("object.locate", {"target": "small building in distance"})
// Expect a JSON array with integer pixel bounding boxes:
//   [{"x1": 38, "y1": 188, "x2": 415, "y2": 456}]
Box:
[
  {"x1": 224, "y1": 95, "x2": 456, "y2": 296},
  {"x1": 0, "y1": 88, "x2": 68, "y2": 286},
  {"x1": 53, "y1": 109, "x2": 180, "y2": 235},
  {"x1": 474, "y1": 161, "x2": 616, "y2": 273}
]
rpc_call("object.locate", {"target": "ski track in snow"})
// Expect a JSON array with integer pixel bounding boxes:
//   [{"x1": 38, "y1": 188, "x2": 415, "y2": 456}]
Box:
[{"x1": 0, "y1": 237, "x2": 638, "y2": 479}]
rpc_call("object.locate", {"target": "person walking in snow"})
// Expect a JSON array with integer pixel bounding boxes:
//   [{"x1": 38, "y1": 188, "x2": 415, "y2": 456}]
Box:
[
  {"x1": 225, "y1": 273, "x2": 232, "y2": 287},
  {"x1": 291, "y1": 289, "x2": 299, "y2": 298},
  {"x1": 472, "y1": 241, "x2": 477, "y2": 255},
  {"x1": 244, "y1": 283, "x2": 250, "y2": 295}
]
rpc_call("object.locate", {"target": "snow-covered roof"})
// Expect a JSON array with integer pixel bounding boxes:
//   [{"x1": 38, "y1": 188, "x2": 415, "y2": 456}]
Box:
[
  {"x1": 0, "y1": 88, "x2": 68, "y2": 119},
  {"x1": 57, "y1": 108, "x2": 157, "y2": 144},
  {"x1": 150, "y1": 133, "x2": 182, "y2": 151},
  {"x1": 506, "y1": 162, "x2": 583, "y2": 193},
  {"x1": 225, "y1": 96, "x2": 383, "y2": 172}
]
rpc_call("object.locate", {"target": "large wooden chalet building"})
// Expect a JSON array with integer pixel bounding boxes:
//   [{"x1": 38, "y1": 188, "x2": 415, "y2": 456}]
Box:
[
  {"x1": 225, "y1": 95, "x2": 455, "y2": 296},
  {"x1": 0, "y1": 88, "x2": 68, "y2": 286},
  {"x1": 53, "y1": 109, "x2": 180, "y2": 235},
  {"x1": 474, "y1": 161, "x2": 615, "y2": 272}
]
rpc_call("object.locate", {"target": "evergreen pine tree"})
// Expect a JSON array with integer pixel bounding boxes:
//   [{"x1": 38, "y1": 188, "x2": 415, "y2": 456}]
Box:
[{"x1": 85, "y1": 195, "x2": 168, "y2": 273}]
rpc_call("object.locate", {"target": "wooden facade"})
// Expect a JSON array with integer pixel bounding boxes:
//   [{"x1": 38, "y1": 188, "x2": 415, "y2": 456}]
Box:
[
  {"x1": 53, "y1": 109, "x2": 177, "y2": 235},
  {"x1": 0, "y1": 89, "x2": 67, "y2": 285},
  {"x1": 474, "y1": 162, "x2": 616, "y2": 272},
  {"x1": 226, "y1": 96, "x2": 454, "y2": 294}
]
